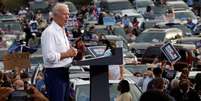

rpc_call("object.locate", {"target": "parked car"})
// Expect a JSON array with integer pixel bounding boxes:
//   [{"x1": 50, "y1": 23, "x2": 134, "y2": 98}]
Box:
[
  {"x1": 70, "y1": 78, "x2": 142, "y2": 101},
  {"x1": 121, "y1": 10, "x2": 145, "y2": 29},
  {"x1": 141, "y1": 44, "x2": 200, "y2": 71},
  {"x1": 128, "y1": 28, "x2": 183, "y2": 57},
  {"x1": 125, "y1": 64, "x2": 149, "y2": 74}
]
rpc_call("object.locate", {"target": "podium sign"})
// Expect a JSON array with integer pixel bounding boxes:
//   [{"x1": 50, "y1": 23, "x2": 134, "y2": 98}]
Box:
[{"x1": 3, "y1": 52, "x2": 31, "y2": 70}]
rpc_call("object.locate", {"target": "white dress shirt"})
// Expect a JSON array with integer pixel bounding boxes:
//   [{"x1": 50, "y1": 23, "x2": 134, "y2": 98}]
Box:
[{"x1": 41, "y1": 21, "x2": 72, "y2": 68}]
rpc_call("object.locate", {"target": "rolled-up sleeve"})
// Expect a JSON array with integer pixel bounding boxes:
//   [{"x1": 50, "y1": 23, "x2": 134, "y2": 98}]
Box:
[{"x1": 41, "y1": 31, "x2": 61, "y2": 64}]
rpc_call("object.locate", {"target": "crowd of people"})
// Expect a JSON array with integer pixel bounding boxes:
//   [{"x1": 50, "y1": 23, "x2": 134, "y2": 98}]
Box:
[{"x1": 0, "y1": 70, "x2": 48, "y2": 101}]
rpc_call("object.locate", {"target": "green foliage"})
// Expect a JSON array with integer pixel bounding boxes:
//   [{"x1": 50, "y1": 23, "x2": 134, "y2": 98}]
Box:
[{"x1": 1, "y1": 0, "x2": 26, "y2": 11}]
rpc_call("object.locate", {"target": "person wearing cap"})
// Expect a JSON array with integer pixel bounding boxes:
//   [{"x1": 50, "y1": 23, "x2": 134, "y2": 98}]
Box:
[{"x1": 41, "y1": 3, "x2": 78, "y2": 101}]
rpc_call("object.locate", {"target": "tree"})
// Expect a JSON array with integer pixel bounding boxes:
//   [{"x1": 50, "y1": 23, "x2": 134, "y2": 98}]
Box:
[{"x1": 1, "y1": 0, "x2": 26, "y2": 11}]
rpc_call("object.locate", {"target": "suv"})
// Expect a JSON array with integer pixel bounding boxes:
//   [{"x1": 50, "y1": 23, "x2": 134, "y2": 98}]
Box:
[
  {"x1": 141, "y1": 44, "x2": 200, "y2": 71},
  {"x1": 128, "y1": 28, "x2": 183, "y2": 57}
]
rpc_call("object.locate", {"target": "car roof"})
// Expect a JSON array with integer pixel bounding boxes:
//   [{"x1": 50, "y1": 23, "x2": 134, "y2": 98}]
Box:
[
  {"x1": 106, "y1": 0, "x2": 129, "y2": 2},
  {"x1": 149, "y1": 43, "x2": 196, "y2": 50},
  {"x1": 167, "y1": 0, "x2": 187, "y2": 4},
  {"x1": 94, "y1": 25, "x2": 122, "y2": 29},
  {"x1": 174, "y1": 9, "x2": 192, "y2": 12},
  {"x1": 144, "y1": 28, "x2": 182, "y2": 33},
  {"x1": 0, "y1": 15, "x2": 17, "y2": 21},
  {"x1": 135, "y1": 0, "x2": 152, "y2": 1},
  {"x1": 70, "y1": 78, "x2": 136, "y2": 86}
]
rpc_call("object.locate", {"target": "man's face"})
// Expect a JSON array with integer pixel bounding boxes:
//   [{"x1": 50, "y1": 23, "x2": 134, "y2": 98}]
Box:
[{"x1": 55, "y1": 7, "x2": 70, "y2": 26}]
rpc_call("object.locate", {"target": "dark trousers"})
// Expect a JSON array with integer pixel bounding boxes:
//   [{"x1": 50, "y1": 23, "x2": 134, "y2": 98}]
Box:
[{"x1": 44, "y1": 67, "x2": 69, "y2": 101}]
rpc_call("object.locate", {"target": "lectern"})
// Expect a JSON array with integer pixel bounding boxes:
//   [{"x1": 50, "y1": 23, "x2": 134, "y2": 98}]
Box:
[{"x1": 73, "y1": 48, "x2": 123, "y2": 101}]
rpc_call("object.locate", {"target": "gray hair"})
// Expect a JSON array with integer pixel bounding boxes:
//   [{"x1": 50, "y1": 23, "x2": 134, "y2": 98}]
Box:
[{"x1": 52, "y1": 3, "x2": 69, "y2": 16}]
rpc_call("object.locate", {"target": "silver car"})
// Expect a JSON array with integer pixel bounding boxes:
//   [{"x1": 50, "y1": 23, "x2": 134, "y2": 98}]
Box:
[{"x1": 70, "y1": 78, "x2": 142, "y2": 101}]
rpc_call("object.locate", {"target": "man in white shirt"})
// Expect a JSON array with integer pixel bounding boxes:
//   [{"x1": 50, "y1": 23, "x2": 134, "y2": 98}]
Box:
[{"x1": 41, "y1": 3, "x2": 77, "y2": 101}]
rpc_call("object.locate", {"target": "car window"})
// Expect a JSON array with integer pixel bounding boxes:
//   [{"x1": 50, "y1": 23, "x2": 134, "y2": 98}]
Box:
[
  {"x1": 136, "y1": 0, "x2": 153, "y2": 8},
  {"x1": 75, "y1": 83, "x2": 141, "y2": 101},
  {"x1": 95, "y1": 27, "x2": 127, "y2": 41},
  {"x1": 167, "y1": 3, "x2": 188, "y2": 9},
  {"x1": 0, "y1": 21, "x2": 22, "y2": 32},
  {"x1": 175, "y1": 11, "x2": 196, "y2": 20},
  {"x1": 0, "y1": 15, "x2": 16, "y2": 20},
  {"x1": 135, "y1": 32, "x2": 165, "y2": 42}
]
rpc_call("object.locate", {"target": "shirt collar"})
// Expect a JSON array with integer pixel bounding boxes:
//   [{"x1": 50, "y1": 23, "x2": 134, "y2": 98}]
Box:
[{"x1": 52, "y1": 21, "x2": 64, "y2": 31}]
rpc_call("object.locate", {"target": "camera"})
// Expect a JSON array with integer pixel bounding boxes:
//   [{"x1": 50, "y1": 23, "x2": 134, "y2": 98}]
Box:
[{"x1": 8, "y1": 90, "x2": 31, "y2": 101}]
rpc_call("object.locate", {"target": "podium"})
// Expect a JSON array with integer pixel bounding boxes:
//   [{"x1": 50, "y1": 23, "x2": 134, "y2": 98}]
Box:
[{"x1": 73, "y1": 48, "x2": 123, "y2": 101}]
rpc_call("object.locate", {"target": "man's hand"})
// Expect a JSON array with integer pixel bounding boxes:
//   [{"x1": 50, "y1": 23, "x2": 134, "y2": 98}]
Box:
[
  {"x1": 61, "y1": 47, "x2": 78, "y2": 60},
  {"x1": 67, "y1": 47, "x2": 78, "y2": 57}
]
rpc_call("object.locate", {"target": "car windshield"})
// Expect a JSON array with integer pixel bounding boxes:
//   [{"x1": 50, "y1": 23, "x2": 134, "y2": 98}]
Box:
[
  {"x1": 152, "y1": 6, "x2": 167, "y2": 17},
  {"x1": 96, "y1": 27, "x2": 127, "y2": 41},
  {"x1": 0, "y1": 15, "x2": 16, "y2": 20},
  {"x1": 174, "y1": 25, "x2": 191, "y2": 34},
  {"x1": 30, "y1": 1, "x2": 48, "y2": 10},
  {"x1": 107, "y1": 1, "x2": 133, "y2": 11},
  {"x1": 136, "y1": 0, "x2": 153, "y2": 8},
  {"x1": 135, "y1": 32, "x2": 165, "y2": 42},
  {"x1": 175, "y1": 11, "x2": 196, "y2": 20},
  {"x1": 76, "y1": 83, "x2": 142, "y2": 101},
  {"x1": 0, "y1": 21, "x2": 22, "y2": 32}
]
